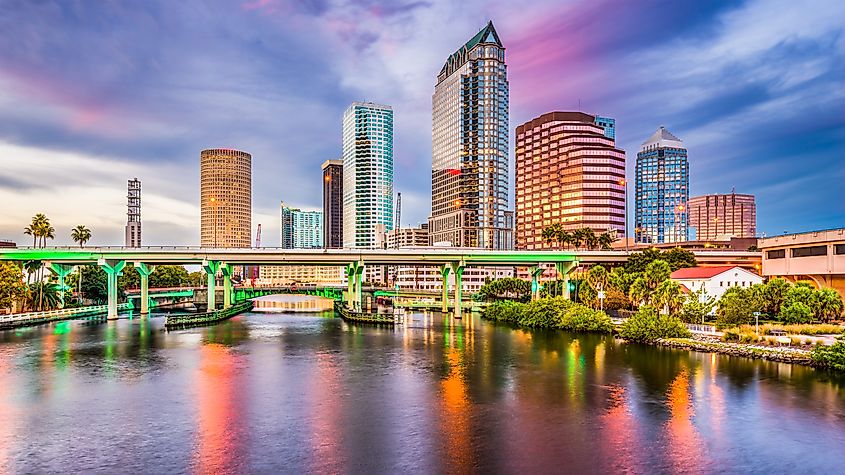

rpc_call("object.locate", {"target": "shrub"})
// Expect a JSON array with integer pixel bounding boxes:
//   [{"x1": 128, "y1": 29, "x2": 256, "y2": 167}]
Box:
[
  {"x1": 620, "y1": 306, "x2": 691, "y2": 343},
  {"x1": 560, "y1": 304, "x2": 613, "y2": 333},
  {"x1": 755, "y1": 323, "x2": 844, "y2": 336},
  {"x1": 483, "y1": 300, "x2": 526, "y2": 323},
  {"x1": 521, "y1": 297, "x2": 571, "y2": 327},
  {"x1": 811, "y1": 338, "x2": 845, "y2": 371},
  {"x1": 781, "y1": 301, "x2": 813, "y2": 324}
]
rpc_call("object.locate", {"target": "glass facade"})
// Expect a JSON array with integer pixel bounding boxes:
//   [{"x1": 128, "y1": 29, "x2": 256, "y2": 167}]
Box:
[
  {"x1": 342, "y1": 102, "x2": 394, "y2": 249},
  {"x1": 321, "y1": 159, "x2": 343, "y2": 248},
  {"x1": 635, "y1": 127, "x2": 689, "y2": 244},
  {"x1": 280, "y1": 204, "x2": 322, "y2": 249},
  {"x1": 594, "y1": 116, "x2": 616, "y2": 140},
  {"x1": 429, "y1": 21, "x2": 511, "y2": 249}
]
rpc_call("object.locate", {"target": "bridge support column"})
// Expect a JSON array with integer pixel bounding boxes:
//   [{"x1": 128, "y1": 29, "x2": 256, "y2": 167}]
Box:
[
  {"x1": 99, "y1": 259, "x2": 126, "y2": 320},
  {"x1": 451, "y1": 261, "x2": 465, "y2": 319},
  {"x1": 345, "y1": 262, "x2": 364, "y2": 310},
  {"x1": 135, "y1": 262, "x2": 155, "y2": 315},
  {"x1": 439, "y1": 265, "x2": 451, "y2": 313},
  {"x1": 220, "y1": 263, "x2": 233, "y2": 309},
  {"x1": 47, "y1": 263, "x2": 75, "y2": 309},
  {"x1": 203, "y1": 260, "x2": 220, "y2": 311},
  {"x1": 530, "y1": 266, "x2": 545, "y2": 301},
  {"x1": 354, "y1": 263, "x2": 365, "y2": 311},
  {"x1": 346, "y1": 264, "x2": 355, "y2": 307},
  {"x1": 555, "y1": 261, "x2": 579, "y2": 300}
]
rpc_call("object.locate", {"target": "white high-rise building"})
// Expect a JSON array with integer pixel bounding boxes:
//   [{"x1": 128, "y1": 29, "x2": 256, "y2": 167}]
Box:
[
  {"x1": 125, "y1": 178, "x2": 141, "y2": 247},
  {"x1": 342, "y1": 102, "x2": 394, "y2": 249}
]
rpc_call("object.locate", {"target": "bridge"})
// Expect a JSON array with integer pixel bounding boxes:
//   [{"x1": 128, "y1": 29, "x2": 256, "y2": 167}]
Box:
[{"x1": 0, "y1": 246, "x2": 761, "y2": 320}]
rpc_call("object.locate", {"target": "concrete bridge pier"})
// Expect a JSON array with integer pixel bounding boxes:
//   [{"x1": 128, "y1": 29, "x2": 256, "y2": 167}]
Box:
[
  {"x1": 451, "y1": 261, "x2": 465, "y2": 319},
  {"x1": 47, "y1": 262, "x2": 75, "y2": 308},
  {"x1": 439, "y1": 265, "x2": 451, "y2": 313},
  {"x1": 99, "y1": 259, "x2": 126, "y2": 319},
  {"x1": 345, "y1": 262, "x2": 365, "y2": 310},
  {"x1": 203, "y1": 260, "x2": 220, "y2": 311},
  {"x1": 135, "y1": 262, "x2": 155, "y2": 315},
  {"x1": 221, "y1": 263, "x2": 233, "y2": 309},
  {"x1": 555, "y1": 261, "x2": 579, "y2": 300},
  {"x1": 530, "y1": 266, "x2": 545, "y2": 301}
]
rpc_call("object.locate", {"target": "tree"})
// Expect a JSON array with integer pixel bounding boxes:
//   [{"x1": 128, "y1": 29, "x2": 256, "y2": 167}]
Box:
[
  {"x1": 628, "y1": 260, "x2": 671, "y2": 307},
  {"x1": 71, "y1": 225, "x2": 91, "y2": 247},
  {"x1": 761, "y1": 277, "x2": 790, "y2": 316},
  {"x1": 662, "y1": 247, "x2": 697, "y2": 271},
  {"x1": 580, "y1": 228, "x2": 598, "y2": 250},
  {"x1": 625, "y1": 248, "x2": 663, "y2": 273},
  {"x1": 150, "y1": 265, "x2": 190, "y2": 288},
  {"x1": 782, "y1": 283, "x2": 815, "y2": 318},
  {"x1": 188, "y1": 271, "x2": 206, "y2": 287},
  {"x1": 679, "y1": 287, "x2": 716, "y2": 323},
  {"x1": 810, "y1": 288, "x2": 843, "y2": 322},
  {"x1": 608, "y1": 267, "x2": 637, "y2": 296},
  {"x1": 478, "y1": 277, "x2": 532, "y2": 302},
  {"x1": 716, "y1": 287, "x2": 761, "y2": 329},
  {"x1": 652, "y1": 280, "x2": 685, "y2": 316},
  {"x1": 781, "y1": 301, "x2": 813, "y2": 324},
  {"x1": 0, "y1": 262, "x2": 28, "y2": 312},
  {"x1": 598, "y1": 232, "x2": 615, "y2": 250},
  {"x1": 571, "y1": 228, "x2": 585, "y2": 250}
]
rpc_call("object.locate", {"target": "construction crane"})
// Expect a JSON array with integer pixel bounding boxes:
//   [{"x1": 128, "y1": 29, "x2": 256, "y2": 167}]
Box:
[
  {"x1": 250, "y1": 224, "x2": 262, "y2": 284},
  {"x1": 395, "y1": 192, "x2": 401, "y2": 230}
]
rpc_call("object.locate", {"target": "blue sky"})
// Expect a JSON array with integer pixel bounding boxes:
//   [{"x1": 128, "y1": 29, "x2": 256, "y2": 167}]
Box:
[{"x1": 0, "y1": 0, "x2": 843, "y2": 246}]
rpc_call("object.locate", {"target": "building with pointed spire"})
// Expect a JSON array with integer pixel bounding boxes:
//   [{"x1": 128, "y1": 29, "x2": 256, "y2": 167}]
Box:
[
  {"x1": 635, "y1": 127, "x2": 689, "y2": 244},
  {"x1": 428, "y1": 21, "x2": 511, "y2": 249}
]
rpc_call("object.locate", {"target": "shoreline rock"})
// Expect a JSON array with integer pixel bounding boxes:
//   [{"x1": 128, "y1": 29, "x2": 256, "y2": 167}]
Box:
[{"x1": 653, "y1": 337, "x2": 814, "y2": 366}]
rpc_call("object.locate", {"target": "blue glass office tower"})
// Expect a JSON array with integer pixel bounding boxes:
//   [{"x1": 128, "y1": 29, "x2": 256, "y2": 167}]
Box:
[
  {"x1": 635, "y1": 127, "x2": 689, "y2": 243},
  {"x1": 594, "y1": 116, "x2": 616, "y2": 139},
  {"x1": 342, "y1": 102, "x2": 394, "y2": 248}
]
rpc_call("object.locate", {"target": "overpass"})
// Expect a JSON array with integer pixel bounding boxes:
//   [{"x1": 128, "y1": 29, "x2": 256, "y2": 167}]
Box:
[{"x1": 0, "y1": 246, "x2": 761, "y2": 319}]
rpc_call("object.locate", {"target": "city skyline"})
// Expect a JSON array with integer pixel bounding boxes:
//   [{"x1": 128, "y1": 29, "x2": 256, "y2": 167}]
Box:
[{"x1": 1, "y1": 0, "x2": 843, "y2": 246}]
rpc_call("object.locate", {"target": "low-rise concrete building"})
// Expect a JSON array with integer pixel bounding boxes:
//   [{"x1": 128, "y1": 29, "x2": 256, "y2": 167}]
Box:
[
  {"x1": 671, "y1": 265, "x2": 763, "y2": 301},
  {"x1": 759, "y1": 228, "x2": 845, "y2": 299}
]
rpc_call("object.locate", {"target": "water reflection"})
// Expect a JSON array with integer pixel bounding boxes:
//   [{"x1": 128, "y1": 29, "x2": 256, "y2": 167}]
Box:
[{"x1": 0, "y1": 310, "x2": 842, "y2": 473}]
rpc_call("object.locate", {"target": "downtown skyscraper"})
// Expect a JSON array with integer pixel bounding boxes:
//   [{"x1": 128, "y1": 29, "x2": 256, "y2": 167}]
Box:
[
  {"x1": 515, "y1": 112, "x2": 626, "y2": 250},
  {"x1": 321, "y1": 159, "x2": 343, "y2": 248},
  {"x1": 280, "y1": 203, "x2": 322, "y2": 249},
  {"x1": 342, "y1": 102, "x2": 394, "y2": 249},
  {"x1": 689, "y1": 192, "x2": 756, "y2": 240},
  {"x1": 200, "y1": 148, "x2": 252, "y2": 247},
  {"x1": 125, "y1": 178, "x2": 141, "y2": 247},
  {"x1": 635, "y1": 127, "x2": 689, "y2": 244},
  {"x1": 428, "y1": 21, "x2": 511, "y2": 249}
]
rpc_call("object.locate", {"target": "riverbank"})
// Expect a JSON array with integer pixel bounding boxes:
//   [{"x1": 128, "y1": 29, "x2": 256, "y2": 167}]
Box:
[{"x1": 655, "y1": 334, "x2": 814, "y2": 366}]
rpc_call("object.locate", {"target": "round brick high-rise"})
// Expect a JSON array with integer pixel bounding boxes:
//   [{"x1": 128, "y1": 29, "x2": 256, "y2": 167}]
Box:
[{"x1": 200, "y1": 148, "x2": 251, "y2": 248}]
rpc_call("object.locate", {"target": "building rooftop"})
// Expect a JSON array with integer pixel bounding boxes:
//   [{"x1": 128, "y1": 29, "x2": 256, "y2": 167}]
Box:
[
  {"x1": 670, "y1": 266, "x2": 738, "y2": 279},
  {"x1": 641, "y1": 126, "x2": 684, "y2": 150},
  {"x1": 439, "y1": 21, "x2": 502, "y2": 78}
]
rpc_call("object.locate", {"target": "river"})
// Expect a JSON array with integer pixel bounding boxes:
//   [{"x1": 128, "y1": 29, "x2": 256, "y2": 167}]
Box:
[{"x1": 0, "y1": 308, "x2": 843, "y2": 474}]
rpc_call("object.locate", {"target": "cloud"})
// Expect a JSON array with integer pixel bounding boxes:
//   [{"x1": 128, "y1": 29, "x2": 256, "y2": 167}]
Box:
[{"x1": 0, "y1": 0, "x2": 842, "y2": 245}]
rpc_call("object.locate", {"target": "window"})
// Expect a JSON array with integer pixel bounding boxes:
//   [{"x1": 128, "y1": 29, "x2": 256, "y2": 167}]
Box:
[
  {"x1": 835, "y1": 244, "x2": 845, "y2": 255},
  {"x1": 766, "y1": 249, "x2": 785, "y2": 259},
  {"x1": 792, "y1": 245, "x2": 827, "y2": 258}
]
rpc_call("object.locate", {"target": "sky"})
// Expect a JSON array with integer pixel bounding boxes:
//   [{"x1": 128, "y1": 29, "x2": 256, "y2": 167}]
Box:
[{"x1": 0, "y1": 0, "x2": 843, "y2": 246}]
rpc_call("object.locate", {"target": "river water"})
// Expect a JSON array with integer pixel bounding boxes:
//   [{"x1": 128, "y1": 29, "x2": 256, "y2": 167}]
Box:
[{"x1": 0, "y1": 308, "x2": 844, "y2": 474}]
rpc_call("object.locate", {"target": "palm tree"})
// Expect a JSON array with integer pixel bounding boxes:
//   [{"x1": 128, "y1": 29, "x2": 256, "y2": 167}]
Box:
[
  {"x1": 24, "y1": 225, "x2": 36, "y2": 247},
  {"x1": 598, "y1": 232, "x2": 615, "y2": 250},
  {"x1": 571, "y1": 229, "x2": 584, "y2": 250},
  {"x1": 71, "y1": 226, "x2": 91, "y2": 304},
  {"x1": 558, "y1": 229, "x2": 573, "y2": 250},
  {"x1": 581, "y1": 228, "x2": 598, "y2": 250},
  {"x1": 71, "y1": 225, "x2": 91, "y2": 247}
]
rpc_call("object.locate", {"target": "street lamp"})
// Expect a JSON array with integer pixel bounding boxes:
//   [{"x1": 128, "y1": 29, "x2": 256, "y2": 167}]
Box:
[
  {"x1": 619, "y1": 179, "x2": 628, "y2": 254},
  {"x1": 675, "y1": 204, "x2": 686, "y2": 242}
]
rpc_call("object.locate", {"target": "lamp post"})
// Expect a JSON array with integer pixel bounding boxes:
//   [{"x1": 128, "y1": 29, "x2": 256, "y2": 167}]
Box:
[
  {"x1": 619, "y1": 179, "x2": 628, "y2": 254},
  {"x1": 675, "y1": 204, "x2": 686, "y2": 242}
]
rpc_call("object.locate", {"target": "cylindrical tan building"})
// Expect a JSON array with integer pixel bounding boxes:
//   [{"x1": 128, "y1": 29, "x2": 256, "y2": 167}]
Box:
[{"x1": 200, "y1": 148, "x2": 252, "y2": 247}]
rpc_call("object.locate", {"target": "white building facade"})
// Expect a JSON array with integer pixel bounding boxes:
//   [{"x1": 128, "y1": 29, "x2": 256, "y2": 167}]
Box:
[{"x1": 670, "y1": 266, "x2": 763, "y2": 302}]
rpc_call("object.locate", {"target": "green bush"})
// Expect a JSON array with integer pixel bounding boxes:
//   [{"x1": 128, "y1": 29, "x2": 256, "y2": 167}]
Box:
[
  {"x1": 521, "y1": 297, "x2": 571, "y2": 327},
  {"x1": 483, "y1": 300, "x2": 526, "y2": 323},
  {"x1": 560, "y1": 303, "x2": 613, "y2": 333},
  {"x1": 620, "y1": 306, "x2": 691, "y2": 343},
  {"x1": 811, "y1": 338, "x2": 845, "y2": 371},
  {"x1": 781, "y1": 301, "x2": 813, "y2": 324}
]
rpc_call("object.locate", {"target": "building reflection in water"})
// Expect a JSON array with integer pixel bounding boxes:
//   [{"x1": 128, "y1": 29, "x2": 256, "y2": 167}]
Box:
[
  {"x1": 600, "y1": 382, "x2": 642, "y2": 469},
  {"x1": 665, "y1": 368, "x2": 704, "y2": 470},
  {"x1": 307, "y1": 351, "x2": 344, "y2": 472},
  {"x1": 191, "y1": 343, "x2": 248, "y2": 473},
  {"x1": 439, "y1": 316, "x2": 473, "y2": 472}
]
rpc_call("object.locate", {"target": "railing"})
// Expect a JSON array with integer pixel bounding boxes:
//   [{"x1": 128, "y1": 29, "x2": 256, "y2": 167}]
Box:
[
  {"x1": 686, "y1": 323, "x2": 719, "y2": 334},
  {"x1": 164, "y1": 301, "x2": 254, "y2": 330},
  {"x1": 0, "y1": 303, "x2": 131, "y2": 330}
]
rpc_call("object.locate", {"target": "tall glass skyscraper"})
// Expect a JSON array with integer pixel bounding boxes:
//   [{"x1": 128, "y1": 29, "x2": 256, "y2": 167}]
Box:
[
  {"x1": 429, "y1": 21, "x2": 511, "y2": 249},
  {"x1": 342, "y1": 102, "x2": 394, "y2": 249},
  {"x1": 635, "y1": 127, "x2": 689, "y2": 244}
]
